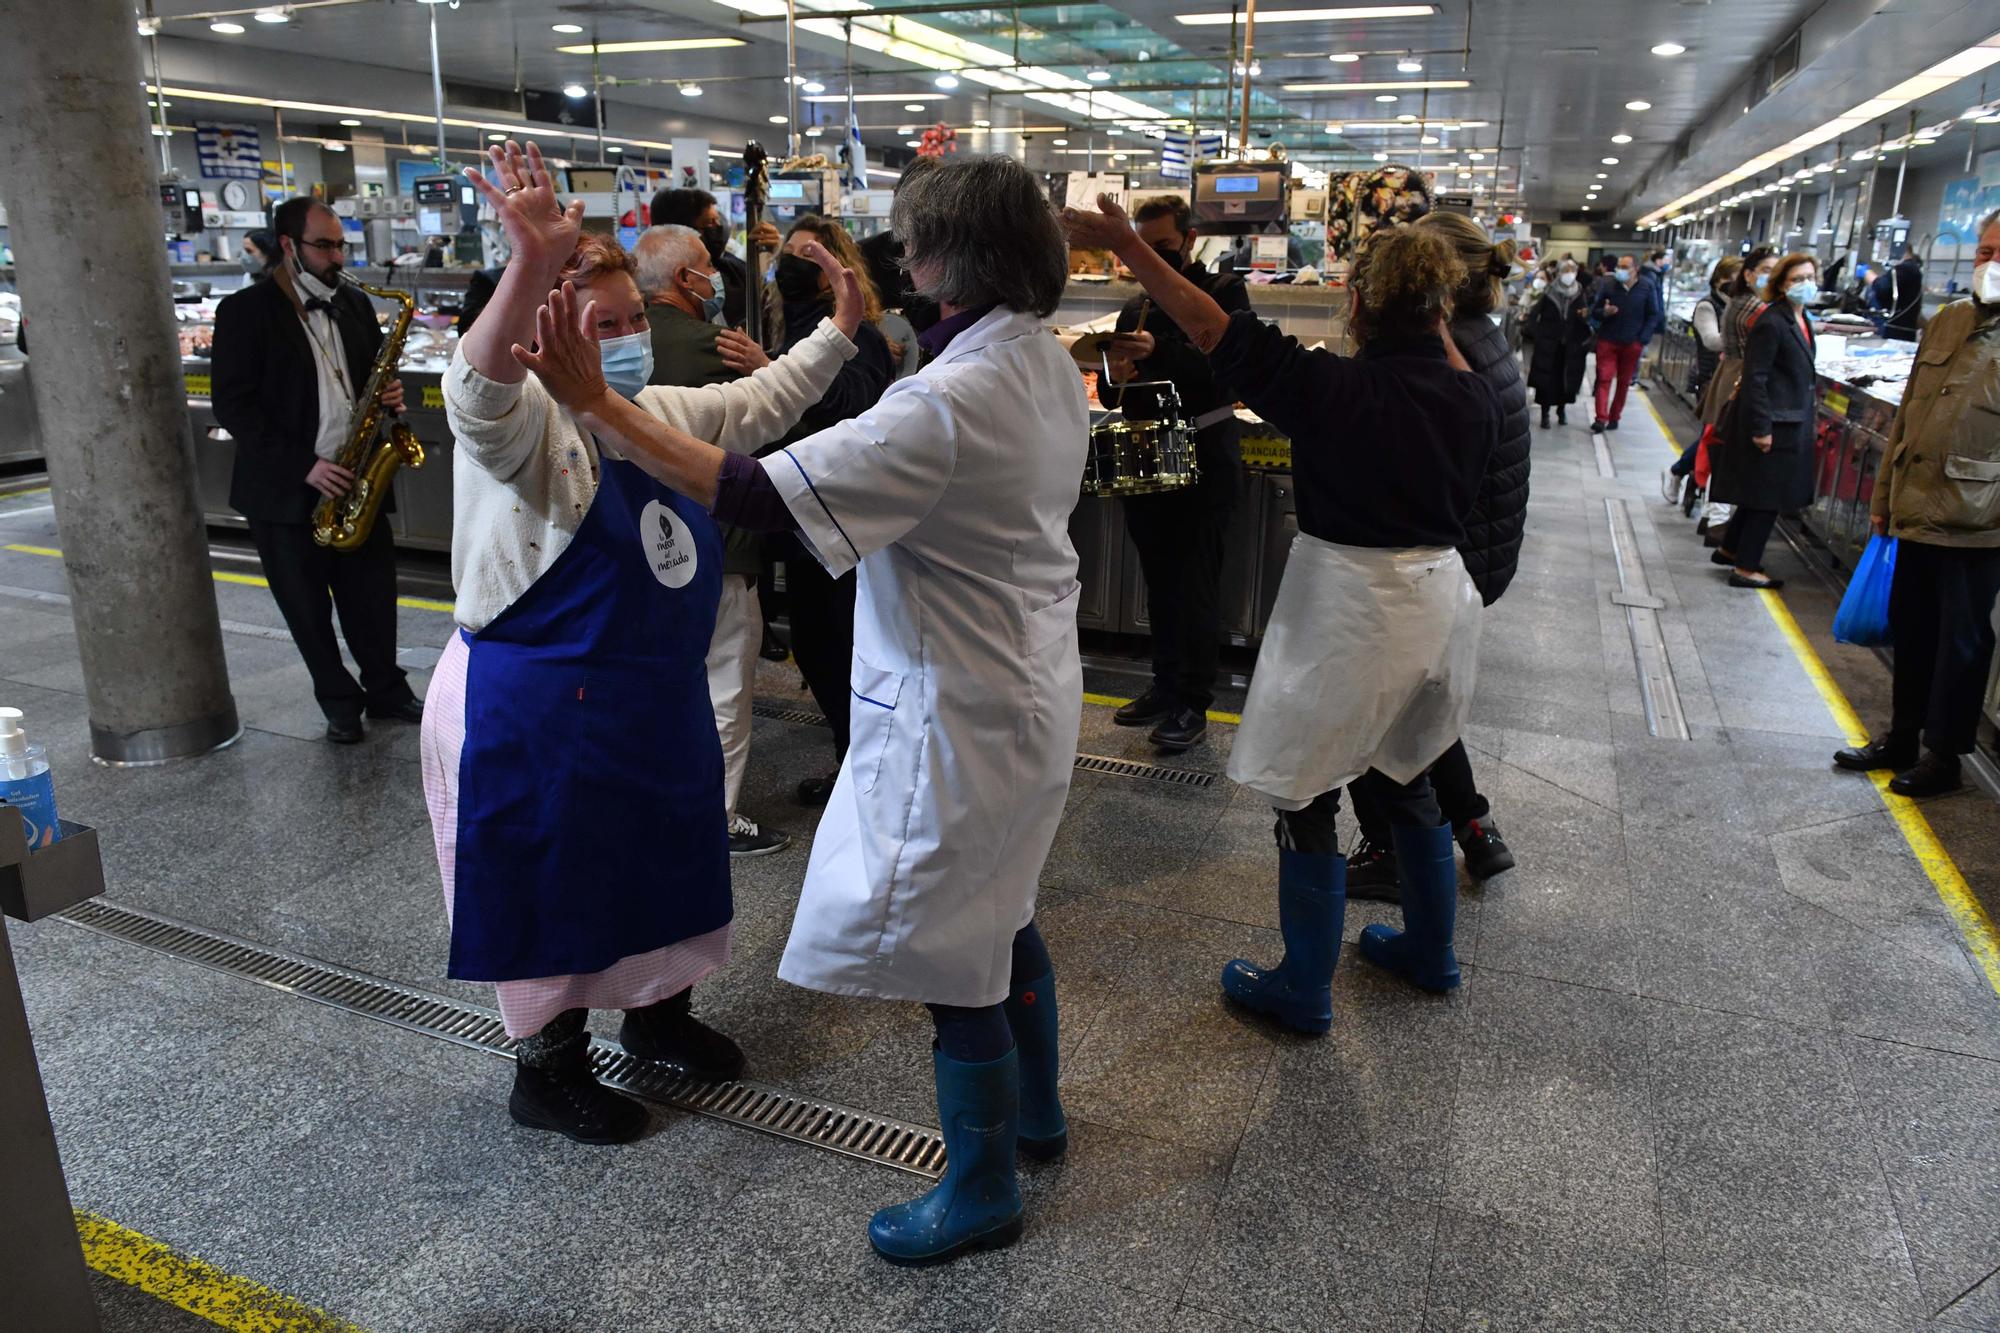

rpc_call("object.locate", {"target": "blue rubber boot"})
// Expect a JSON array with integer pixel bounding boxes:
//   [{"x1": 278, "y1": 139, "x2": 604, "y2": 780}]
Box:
[
  {"x1": 1004, "y1": 971, "x2": 1068, "y2": 1160},
  {"x1": 868, "y1": 1047, "x2": 1024, "y2": 1266},
  {"x1": 1359, "y1": 822, "x2": 1462, "y2": 992},
  {"x1": 1220, "y1": 850, "x2": 1346, "y2": 1034}
]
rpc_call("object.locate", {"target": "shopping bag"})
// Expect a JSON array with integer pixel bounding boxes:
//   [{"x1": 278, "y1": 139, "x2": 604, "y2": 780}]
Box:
[{"x1": 1832, "y1": 535, "x2": 1897, "y2": 646}]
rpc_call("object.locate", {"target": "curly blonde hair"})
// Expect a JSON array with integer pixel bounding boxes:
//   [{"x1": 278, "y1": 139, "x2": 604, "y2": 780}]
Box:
[{"x1": 1347, "y1": 224, "x2": 1465, "y2": 344}]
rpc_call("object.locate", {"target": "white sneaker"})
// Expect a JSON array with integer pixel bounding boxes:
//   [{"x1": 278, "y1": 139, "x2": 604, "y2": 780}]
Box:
[
  {"x1": 1660, "y1": 468, "x2": 1678, "y2": 503},
  {"x1": 728, "y1": 814, "x2": 790, "y2": 858}
]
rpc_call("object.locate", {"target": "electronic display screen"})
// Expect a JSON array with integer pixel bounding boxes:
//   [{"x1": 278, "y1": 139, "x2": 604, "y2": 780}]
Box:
[
  {"x1": 413, "y1": 176, "x2": 458, "y2": 207},
  {"x1": 769, "y1": 180, "x2": 807, "y2": 200},
  {"x1": 1214, "y1": 176, "x2": 1260, "y2": 194}
]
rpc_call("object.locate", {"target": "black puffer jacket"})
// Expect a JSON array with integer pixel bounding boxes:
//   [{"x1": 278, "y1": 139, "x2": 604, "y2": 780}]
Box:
[{"x1": 1449, "y1": 314, "x2": 1531, "y2": 604}]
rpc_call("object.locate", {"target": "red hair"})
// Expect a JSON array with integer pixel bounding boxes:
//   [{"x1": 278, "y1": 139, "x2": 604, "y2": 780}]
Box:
[{"x1": 558, "y1": 231, "x2": 635, "y2": 287}]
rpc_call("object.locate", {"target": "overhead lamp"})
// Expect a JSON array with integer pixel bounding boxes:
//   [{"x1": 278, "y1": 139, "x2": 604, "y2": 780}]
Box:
[
  {"x1": 487, "y1": 132, "x2": 506, "y2": 142},
  {"x1": 906, "y1": 139, "x2": 922, "y2": 147},
  {"x1": 803, "y1": 93, "x2": 946, "y2": 103},
  {"x1": 1651, "y1": 42, "x2": 1685, "y2": 57},
  {"x1": 1330, "y1": 52, "x2": 1361, "y2": 63},
  {"x1": 555, "y1": 38, "x2": 746, "y2": 53},
  {"x1": 1397, "y1": 58, "x2": 1423, "y2": 72},
  {"x1": 1419, "y1": 134, "x2": 1438, "y2": 144},
  {"x1": 1177, "y1": 5, "x2": 1437, "y2": 24},
  {"x1": 1595, "y1": 171, "x2": 1608, "y2": 178},
  {"x1": 904, "y1": 103, "x2": 927, "y2": 111},
  {"x1": 1325, "y1": 122, "x2": 1343, "y2": 133},
  {"x1": 1580, "y1": 203, "x2": 1590, "y2": 210},
  {"x1": 339, "y1": 117, "x2": 362, "y2": 126},
  {"x1": 1053, "y1": 138, "x2": 1069, "y2": 146},
  {"x1": 1108, "y1": 127, "x2": 1124, "y2": 135},
  {"x1": 605, "y1": 145, "x2": 622, "y2": 154},
  {"x1": 1086, "y1": 68, "x2": 1111, "y2": 82},
  {"x1": 1283, "y1": 79, "x2": 1471, "y2": 92},
  {"x1": 935, "y1": 74, "x2": 960, "y2": 89},
  {"x1": 680, "y1": 82, "x2": 704, "y2": 97},
  {"x1": 1376, "y1": 94, "x2": 1399, "y2": 103},
  {"x1": 1396, "y1": 113, "x2": 1416, "y2": 122},
  {"x1": 898, "y1": 125, "x2": 915, "y2": 134},
  {"x1": 1112, "y1": 152, "x2": 1129, "y2": 161},
  {"x1": 803, "y1": 80, "x2": 826, "y2": 94},
  {"x1": 1467, "y1": 151, "x2": 1483, "y2": 159},
  {"x1": 562, "y1": 83, "x2": 589, "y2": 99},
  {"x1": 210, "y1": 20, "x2": 245, "y2": 33},
  {"x1": 1610, "y1": 133, "x2": 1632, "y2": 144},
  {"x1": 1601, "y1": 156, "x2": 1619, "y2": 165},
  {"x1": 769, "y1": 114, "x2": 788, "y2": 123},
  {"x1": 322, "y1": 141, "x2": 347, "y2": 152},
  {"x1": 1372, "y1": 150, "x2": 1388, "y2": 161},
  {"x1": 1834, "y1": 166, "x2": 1848, "y2": 173},
  {"x1": 552, "y1": 23, "x2": 584, "y2": 34},
  {"x1": 254, "y1": 9, "x2": 290, "y2": 23},
  {"x1": 805, "y1": 125, "x2": 824, "y2": 137},
  {"x1": 974, "y1": 118, "x2": 991, "y2": 127},
  {"x1": 1625, "y1": 100, "x2": 1651, "y2": 111}
]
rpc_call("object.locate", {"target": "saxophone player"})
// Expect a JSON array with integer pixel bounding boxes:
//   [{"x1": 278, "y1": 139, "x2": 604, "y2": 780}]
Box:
[{"x1": 212, "y1": 196, "x2": 423, "y2": 744}]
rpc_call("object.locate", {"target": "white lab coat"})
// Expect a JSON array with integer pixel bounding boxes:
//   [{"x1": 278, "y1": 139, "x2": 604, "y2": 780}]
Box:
[
  {"x1": 763, "y1": 308, "x2": 1088, "y2": 1007},
  {"x1": 1229, "y1": 536, "x2": 1482, "y2": 810}
]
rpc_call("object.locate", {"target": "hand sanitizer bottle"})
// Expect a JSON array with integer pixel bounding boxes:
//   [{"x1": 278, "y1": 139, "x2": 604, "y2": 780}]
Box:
[{"x1": 0, "y1": 707, "x2": 60, "y2": 850}]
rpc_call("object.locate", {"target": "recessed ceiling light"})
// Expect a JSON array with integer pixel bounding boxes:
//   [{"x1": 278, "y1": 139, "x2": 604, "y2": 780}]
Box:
[
  {"x1": 769, "y1": 114, "x2": 788, "y2": 124},
  {"x1": 805, "y1": 125, "x2": 824, "y2": 137},
  {"x1": 1625, "y1": 100, "x2": 1652, "y2": 111},
  {"x1": 904, "y1": 102, "x2": 926, "y2": 111},
  {"x1": 606, "y1": 145, "x2": 622, "y2": 153},
  {"x1": 1610, "y1": 133, "x2": 1632, "y2": 144},
  {"x1": 1601, "y1": 156, "x2": 1619, "y2": 165},
  {"x1": 1420, "y1": 134, "x2": 1438, "y2": 144},
  {"x1": 1398, "y1": 58, "x2": 1423, "y2": 72},
  {"x1": 1325, "y1": 122, "x2": 1343, "y2": 133},
  {"x1": 552, "y1": 23, "x2": 583, "y2": 34},
  {"x1": 210, "y1": 20, "x2": 245, "y2": 33},
  {"x1": 487, "y1": 132, "x2": 506, "y2": 141},
  {"x1": 1108, "y1": 127, "x2": 1124, "y2": 135},
  {"x1": 322, "y1": 141, "x2": 347, "y2": 152},
  {"x1": 254, "y1": 10, "x2": 289, "y2": 23},
  {"x1": 1086, "y1": 68, "x2": 1111, "y2": 82},
  {"x1": 1651, "y1": 42, "x2": 1685, "y2": 56},
  {"x1": 1177, "y1": 5, "x2": 1438, "y2": 26},
  {"x1": 1834, "y1": 166, "x2": 1847, "y2": 173},
  {"x1": 562, "y1": 83, "x2": 588, "y2": 99},
  {"x1": 1376, "y1": 94, "x2": 1399, "y2": 103},
  {"x1": 1372, "y1": 151, "x2": 1388, "y2": 160},
  {"x1": 1330, "y1": 52, "x2": 1361, "y2": 63},
  {"x1": 906, "y1": 139, "x2": 922, "y2": 147},
  {"x1": 974, "y1": 118, "x2": 991, "y2": 127},
  {"x1": 1053, "y1": 138, "x2": 1069, "y2": 146},
  {"x1": 935, "y1": 74, "x2": 959, "y2": 89},
  {"x1": 1113, "y1": 152, "x2": 1129, "y2": 161},
  {"x1": 680, "y1": 83, "x2": 703, "y2": 97},
  {"x1": 1580, "y1": 203, "x2": 1590, "y2": 209},
  {"x1": 803, "y1": 80, "x2": 826, "y2": 94},
  {"x1": 898, "y1": 125, "x2": 915, "y2": 134},
  {"x1": 1467, "y1": 151, "x2": 1484, "y2": 160},
  {"x1": 1595, "y1": 171, "x2": 1608, "y2": 178},
  {"x1": 340, "y1": 117, "x2": 362, "y2": 127},
  {"x1": 554, "y1": 38, "x2": 746, "y2": 54},
  {"x1": 1396, "y1": 113, "x2": 1417, "y2": 122}
]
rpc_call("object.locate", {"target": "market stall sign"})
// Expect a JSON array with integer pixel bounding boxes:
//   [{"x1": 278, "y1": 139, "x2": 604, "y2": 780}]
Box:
[
  {"x1": 195, "y1": 123, "x2": 263, "y2": 181},
  {"x1": 1824, "y1": 390, "x2": 1850, "y2": 417},
  {"x1": 183, "y1": 372, "x2": 212, "y2": 398},
  {"x1": 422, "y1": 385, "x2": 445, "y2": 409}
]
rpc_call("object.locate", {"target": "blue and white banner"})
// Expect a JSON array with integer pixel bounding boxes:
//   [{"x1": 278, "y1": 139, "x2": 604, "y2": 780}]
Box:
[
  {"x1": 845, "y1": 84, "x2": 869, "y2": 193},
  {"x1": 195, "y1": 121, "x2": 263, "y2": 180},
  {"x1": 1160, "y1": 130, "x2": 1223, "y2": 180}
]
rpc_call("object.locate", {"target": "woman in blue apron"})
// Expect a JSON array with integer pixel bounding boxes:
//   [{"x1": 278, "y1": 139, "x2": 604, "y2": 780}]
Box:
[
  {"x1": 1064, "y1": 197, "x2": 1499, "y2": 1034},
  {"x1": 424, "y1": 142, "x2": 863, "y2": 1143}
]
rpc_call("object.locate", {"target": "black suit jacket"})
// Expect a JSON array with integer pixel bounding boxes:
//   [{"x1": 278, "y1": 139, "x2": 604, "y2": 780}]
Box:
[{"x1": 211, "y1": 277, "x2": 384, "y2": 523}]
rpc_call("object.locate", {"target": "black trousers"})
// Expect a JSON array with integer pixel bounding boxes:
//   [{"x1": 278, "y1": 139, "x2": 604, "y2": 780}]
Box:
[
  {"x1": 1721, "y1": 507, "x2": 1780, "y2": 571},
  {"x1": 247, "y1": 517, "x2": 411, "y2": 723},
  {"x1": 1119, "y1": 421, "x2": 1241, "y2": 714},
  {"x1": 1350, "y1": 740, "x2": 1486, "y2": 846},
  {"x1": 770, "y1": 532, "x2": 858, "y2": 764},
  {"x1": 1888, "y1": 540, "x2": 2000, "y2": 756},
  {"x1": 1276, "y1": 769, "x2": 1441, "y2": 857}
]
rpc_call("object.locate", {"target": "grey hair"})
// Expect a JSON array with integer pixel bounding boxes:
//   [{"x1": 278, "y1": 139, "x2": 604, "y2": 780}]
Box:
[
  {"x1": 891, "y1": 154, "x2": 1069, "y2": 317},
  {"x1": 1981, "y1": 207, "x2": 2000, "y2": 235},
  {"x1": 633, "y1": 224, "x2": 707, "y2": 299}
]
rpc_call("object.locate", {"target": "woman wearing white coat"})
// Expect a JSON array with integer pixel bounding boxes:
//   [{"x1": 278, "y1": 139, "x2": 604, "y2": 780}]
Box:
[{"x1": 514, "y1": 154, "x2": 1085, "y2": 1266}]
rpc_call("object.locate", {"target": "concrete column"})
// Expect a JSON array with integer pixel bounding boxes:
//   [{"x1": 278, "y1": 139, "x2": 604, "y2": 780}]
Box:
[{"x1": 0, "y1": 0, "x2": 239, "y2": 762}]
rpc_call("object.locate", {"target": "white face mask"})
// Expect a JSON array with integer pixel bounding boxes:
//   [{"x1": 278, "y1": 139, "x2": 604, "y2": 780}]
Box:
[
  {"x1": 1975, "y1": 260, "x2": 2000, "y2": 304},
  {"x1": 1532, "y1": 277, "x2": 1548, "y2": 291}
]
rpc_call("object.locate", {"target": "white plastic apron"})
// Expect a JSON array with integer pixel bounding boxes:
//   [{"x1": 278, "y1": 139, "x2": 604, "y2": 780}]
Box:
[{"x1": 1228, "y1": 535, "x2": 1482, "y2": 810}]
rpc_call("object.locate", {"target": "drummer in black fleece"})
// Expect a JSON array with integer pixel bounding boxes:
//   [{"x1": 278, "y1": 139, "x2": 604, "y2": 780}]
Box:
[{"x1": 1063, "y1": 197, "x2": 1499, "y2": 1032}]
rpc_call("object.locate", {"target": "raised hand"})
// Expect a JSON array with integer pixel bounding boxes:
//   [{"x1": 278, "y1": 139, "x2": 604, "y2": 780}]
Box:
[
  {"x1": 511, "y1": 281, "x2": 611, "y2": 411},
  {"x1": 462, "y1": 141, "x2": 585, "y2": 281},
  {"x1": 801, "y1": 239, "x2": 866, "y2": 341},
  {"x1": 1058, "y1": 192, "x2": 1135, "y2": 253}
]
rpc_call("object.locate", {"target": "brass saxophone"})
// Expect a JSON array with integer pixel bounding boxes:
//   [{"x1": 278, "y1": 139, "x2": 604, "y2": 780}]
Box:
[{"x1": 310, "y1": 278, "x2": 426, "y2": 550}]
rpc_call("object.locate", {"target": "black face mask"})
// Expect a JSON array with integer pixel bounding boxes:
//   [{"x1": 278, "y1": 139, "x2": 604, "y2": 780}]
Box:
[
  {"x1": 700, "y1": 223, "x2": 728, "y2": 264},
  {"x1": 774, "y1": 252, "x2": 825, "y2": 303},
  {"x1": 1151, "y1": 242, "x2": 1187, "y2": 271}
]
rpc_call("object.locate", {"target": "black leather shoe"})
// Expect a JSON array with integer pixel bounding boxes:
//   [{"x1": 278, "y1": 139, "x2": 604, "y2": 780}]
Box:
[
  {"x1": 1113, "y1": 687, "x2": 1177, "y2": 728},
  {"x1": 620, "y1": 993, "x2": 746, "y2": 1082},
  {"x1": 1728, "y1": 571, "x2": 1785, "y2": 589},
  {"x1": 1589, "y1": 420, "x2": 1608, "y2": 433},
  {"x1": 1345, "y1": 838, "x2": 1401, "y2": 903},
  {"x1": 1888, "y1": 752, "x2": 1962, "y2": 798},
  {"x1": 797, "y1": 772, "x2": 837, "y2": 807},
  {"x1": 1709, "y1": 550, "x2": 1737, "y2": 567},
  {"x1": 367, "y1": 697, "x2": 425, "y2": 723},
  {"x1": 1148, "y1": 706, "x2": 1207, "y2": 752},
  {"x1": 509, "y1": 1044, "x2": 649, "y2": 1145},
  {"x1": 325, "y1": 718, "x2": 364, "y2": 745},
  {"x1": 1538, "y1": 410, "x2": 1551, "y2": 430},
  {"x1": 1833, "y1": 738, "x2": 1917, "y2": 773},
  {"x1": 1605, "y1": 420, "x2": 1620, "y2": 432},
  {"x1": 1455, "y1": 818, "x2": 1516, "y2": 881}
]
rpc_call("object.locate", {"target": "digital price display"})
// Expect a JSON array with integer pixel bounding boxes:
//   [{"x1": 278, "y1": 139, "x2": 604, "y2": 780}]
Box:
[{"x1": 1213, "y1": 175, "x2": 1261, "y2": 194}]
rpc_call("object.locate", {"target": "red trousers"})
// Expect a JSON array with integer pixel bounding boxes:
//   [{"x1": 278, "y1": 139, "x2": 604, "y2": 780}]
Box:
[{"x1": 1593, "y1": 339, "x2": 1642, "y2": 425}]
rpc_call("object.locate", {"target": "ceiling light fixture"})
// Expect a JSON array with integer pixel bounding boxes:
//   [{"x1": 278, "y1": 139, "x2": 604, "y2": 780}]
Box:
[
  {"x1": 680, "y1": 82, "x2": 704, "y2": 97},
  {"x1": 935, "y1": 74, "x2": 959, "y2": 89},
  {"x1": 1282, "y1": 78, "x2": 1471, "y2": 92},
  {"x1": 1373, "y1": 150, "x2": 1388, "y2": 160},
  {"x1": 898, "y1": 125, "x2": 915, "y2": 134},
  {"x1": 1397, "y1": 58, "x2": 1422, "y2": 72},
  {"x1": 973, "y1": 118, "x2": 991, "y2": 126},
  {"x1": 1650, "y1": 42, "x2": 1685, "y2": 56},
  {"x1": 254, "y1": 9, "x2": 289, "y2": 23},
  {"x1": 769, "y1": 114, "x2": 788, "y2": 123},
  {"x1": 1467, "y1": 151, "x2": 1483, "y2": 160},
  {"x1": 562, "y1": 83, "x2": 588, "y2": 99},
  {"x1": 1376, "y1": 94, "x2": 1399, "y2": 102},
  {"x1": 803, "y1": 80, "x2": 826, "y2": 94},
  {"x1": 1601, "y1": 156, "x2": 1620, "y2": 164},
  {"x1": 1420, "y1": 134, "x2": 1438, "y2": 144},
  {"x1": 552, "y1": 23, "x2": 583, "y2": 34},
  {"x1": 1595, "y1": 171, "x2": 1608, "y2": 178},
  {"x1": 487, "y1": 132, "x2": 506, "y2": 141},
  {"x1": 1625, "y1": 100, "x2": 1651, "y2": 110},
  {"x1": 556, "y1": 38, "x2": 746, "y2": 54},
  {"x1": 904, "y1": 102, "x2": 926, "y2": 110},
  {"x1": 1177, "y1": 4, "x2": 1435, "y2": 24},
  {"x1": 1113, "y1": 152, "x2": 1129, "y2": 160},
  {"x1": 1330, "y1": 52, "x2": 1361, "y2": 63},
  {"x1": 605, "y1": 144, "x2": 622, "y2": 153},
  {"x1": 806, "y1": 124, "x2": 825, "y2": 136},
  {"x1": 1086, "y1": 68, "x2": 1111, "y2": 82},
  {"x1": 1052, "y1": 137, "x2": 1069, "y2": 145},
  {"x1": 1610, "y1": 133, "x2": 1632, "y2": 144},
  {"x1": 339, "y1": 117, "x2": 362, "y2": 126},
  {"x1": 210, "y1": 20, "x2": 245, "y2": 33},
  {"x1": 322, "y1": 141, "x2": 347, "y2": 152}
]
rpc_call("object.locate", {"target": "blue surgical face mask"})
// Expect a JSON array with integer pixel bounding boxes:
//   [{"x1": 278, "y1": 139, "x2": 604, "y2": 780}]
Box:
[
  {"x1": 598, "y1": 329, "x2": 654, "y2": 398},
  {"x1": 1786, "y1": 279, "x2": 1818, "y2": 306},
  {"x1": 1753, "y1": 271, "x2": 1770, "y2": 294},
  {"x1": 1616, "y1": 266, "x2": 1635, "y2": 284},
  {"x1": 687, "y1": 267, "x2": 725, "y2": 323}
]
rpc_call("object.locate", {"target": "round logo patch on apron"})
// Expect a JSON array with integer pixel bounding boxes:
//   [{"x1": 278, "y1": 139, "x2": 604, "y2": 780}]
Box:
[{"x1": 640, "y1": 499, "x2": 698, "y2": 589}]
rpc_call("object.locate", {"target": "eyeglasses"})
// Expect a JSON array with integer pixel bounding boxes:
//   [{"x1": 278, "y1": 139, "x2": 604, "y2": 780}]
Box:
[{"x1": 297, "y1": 239, "x2": 345, "y2": 254}]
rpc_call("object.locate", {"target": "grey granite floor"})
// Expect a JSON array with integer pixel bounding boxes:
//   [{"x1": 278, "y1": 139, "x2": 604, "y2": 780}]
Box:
[{"x1": 4, "y1": 389, "x2": 1999, "y2": 1332}]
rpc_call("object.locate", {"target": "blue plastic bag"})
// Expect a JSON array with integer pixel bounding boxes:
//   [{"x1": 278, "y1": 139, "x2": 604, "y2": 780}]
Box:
[{"x1": 1833, "y1": 535, "x2": 1897, "y2": 646}]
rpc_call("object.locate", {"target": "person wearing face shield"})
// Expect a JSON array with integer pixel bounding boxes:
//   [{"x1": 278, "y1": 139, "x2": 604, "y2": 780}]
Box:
[
  {"x1": 1100, "y1": 195, "x2": 1250, "y2": 752},
  {"x1": 423, "y1": 142, "x2": 864, "y2": 1145},
  {"x1": 210, "y1": 197, "x2": 420, "y2": 744}
]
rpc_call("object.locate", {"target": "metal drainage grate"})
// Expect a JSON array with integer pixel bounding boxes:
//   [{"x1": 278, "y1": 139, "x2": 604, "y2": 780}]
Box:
[
  {"x1": 56, "y1": 898, "x2": 946, "y2": 1179},
  {"x1": 754, "y1": 699, "x2": 1220, "y2": 789},
  {"x1": 1073, "y1": 753, "x2": 1218, "y2": 788}
]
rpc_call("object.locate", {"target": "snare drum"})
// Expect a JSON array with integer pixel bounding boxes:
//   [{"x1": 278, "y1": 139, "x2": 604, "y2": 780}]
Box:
[{"x1": 1082, "y1": 417, "x2": 1199, "y2": 497}]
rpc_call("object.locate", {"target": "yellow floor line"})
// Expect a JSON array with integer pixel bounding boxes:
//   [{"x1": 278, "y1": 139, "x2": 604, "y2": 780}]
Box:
[
  {"x1": 1082, "y1": 689, "x2": 1242, "y2": 727},
  {"x1": 2, "y1": 484, "x2": 53, "y2": 499},
  {"x1": 1757, "y1": 588, "x2": 2000, "y2": 998},
  {"x1": 1637, "y1": 388, "x2": 1685, "y2": 458},
  {"x1": 3, "y1": 543, "x2": 455, "y2": 614},
  {"x1": 76, "y1": 1210, "x2": 369, "y2": 1333}
]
